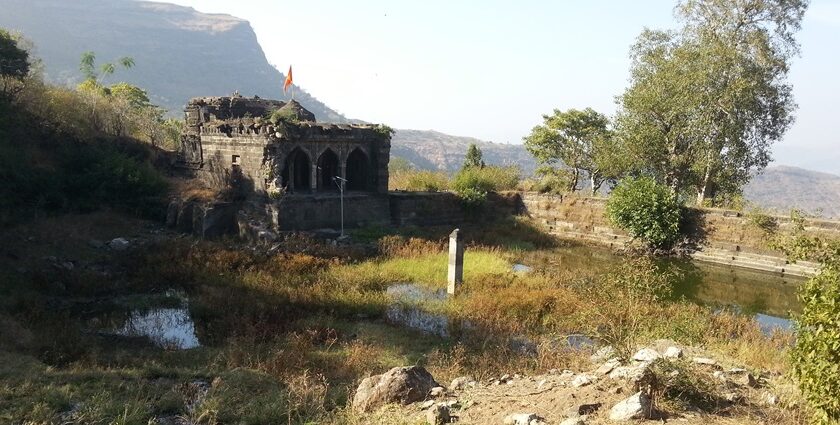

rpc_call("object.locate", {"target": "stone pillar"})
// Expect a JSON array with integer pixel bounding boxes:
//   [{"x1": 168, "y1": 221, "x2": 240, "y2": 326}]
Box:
[{"x1": 447, "y1": 229, "x2": 464, "y2": 295}]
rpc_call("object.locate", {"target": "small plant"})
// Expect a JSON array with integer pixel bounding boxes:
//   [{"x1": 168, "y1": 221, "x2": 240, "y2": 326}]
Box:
[
  {"x1": 389, "y1": 169, "x2": 450, "y2": 192},
  {"x1": 606, "y1": 176, "x2": 683, "y2": 250},
  {"x1": 266, "y1": 108, "x2": 300, "y2": 125},
  {"x1": 747, "y1": 209, "x2": 779, "y2": 235}
]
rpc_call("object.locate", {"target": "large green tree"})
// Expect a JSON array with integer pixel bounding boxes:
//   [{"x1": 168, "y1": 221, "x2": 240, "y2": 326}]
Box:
[
  {"x1": 617, "y1": 0, "x2": 807, "y2": 205},
  {"x1": 524, "y1": 107, "x2": 620, "y2": 195},
  {"x1": 463, "y1": 143, "x2": 485, "y2": 169},
  {"x1": 0, "y1": 29, "x2": 30, "y2": 99}
]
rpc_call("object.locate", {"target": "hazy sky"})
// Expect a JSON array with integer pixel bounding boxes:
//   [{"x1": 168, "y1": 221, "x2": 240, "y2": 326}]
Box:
[{"x1": 158, "y1": 0, "x2": 840, "y2": 173}]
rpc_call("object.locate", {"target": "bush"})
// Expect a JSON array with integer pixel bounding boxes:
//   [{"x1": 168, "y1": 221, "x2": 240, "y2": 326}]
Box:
[
  {"x1": 606, "y1": 176, "x2": 683, "y2": 249},
  {"x1": 389, "y1": 169, "x2": 450, "y2": 192},
  {"x1": 791, "y1": 266, "x2": 840, "y2": 423},
  {"x1": 452, "y1": 166, "x2": 520, "y2": 205}
]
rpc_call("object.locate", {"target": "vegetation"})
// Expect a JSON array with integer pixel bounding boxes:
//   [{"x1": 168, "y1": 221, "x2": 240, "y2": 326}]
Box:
[
  {"x1": 0, "y1": 32, "x2": 170, "y2": 224},
  {"x1": 524, "y1": 108, "x2": 623, "y2": 195},
  {"x1": 0, "y1": 29, "x2": 30, "y2": 100},
  {"x1": 462, "y1": 143, "x2": 485, "y2": 169},
  {"x1": 605, "y1": 176, "x2": 683, "y2": 250},
  {"x1": 615, "y1": 0, "x2": 806, "y2": 204},
  {"x1": 452, "y1": 165, "x2": 520, "y2": 206}
]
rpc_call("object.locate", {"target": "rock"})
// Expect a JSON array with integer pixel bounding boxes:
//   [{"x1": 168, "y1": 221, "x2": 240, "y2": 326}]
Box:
[
  {"x1": 728, "y1": 370, "x2": 759, "y2": 388},
  {"x1": 762, "y1": 393, "x2": 779, "y2": 406},
  {"x1": 88, "y1": 239, "x2": 105, "y2": 249},
  {"x1": 692, "y1": 357, "x2": 717, "y2": 366},
  {"x1": 449, "y1": 376, "x2": 475, "y2": 390},
  {"x1": 352, "y1": 366, "x2": 439, "y2": 412},
  {"x1": 663, "y1": 346, "x2": 683, "y2": 359},
  {"x1": 108, "y1": 237, "x2": 130, "y2": 251},
  {"x1": 568, "y1": 403, "x2": 602, "y2": 416},
  {"x1": 596, "y1": 358, "x2": 621, "y2": 375},
  {"x1": 560, "y1": 370, "x2": 575, "y2": 379},
  {"x1": 632, "y1": 348, "x2": 661, "y2": 362},
  {"x1": 429, "y1": 386, "x2": 445, "y2": 398},
  {"x1": 608, "y1": 365, "x2": 649, "y2": 383},
  {"x1": 420, "y1": 400, "x2": 435, "y2": 409},
  {"x1": 499, "y1": 374, "x2": 512, "y2": 383},
  {"x1": 503, "y1": 413, "x2": 543, "y2": 425},
  {"x1": 591, "y1": 346, "x2": 616, "y2": 363},
  {"x1": 426, "y1": 404, "x2": 450, "y2": 424},
  {"x1": 609, "y1": 392, "x2": 651, "y2": 421},
  {"x1": 572, "y1": 374, "x2": 596, "y2": 387}
]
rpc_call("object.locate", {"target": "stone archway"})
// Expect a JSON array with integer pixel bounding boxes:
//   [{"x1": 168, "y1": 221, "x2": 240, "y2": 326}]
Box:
[
  {"x1": 281, "y1": 147, "x2": 311, "y2": 193},
  {"x1": 317, "y1": 149, "x2": 340, "y2": 192},
  {"x1": 346, "y1": 148, "x2": 369, "y2": 191}
]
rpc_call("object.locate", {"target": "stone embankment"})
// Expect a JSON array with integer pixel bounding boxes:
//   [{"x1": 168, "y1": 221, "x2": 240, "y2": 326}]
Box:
[
  {"x1": 520, "y1": 193, "x2": 830, "y2": 277},
  {"x1": 357, "y1": 342, "x2": 791, "y2": 424}
]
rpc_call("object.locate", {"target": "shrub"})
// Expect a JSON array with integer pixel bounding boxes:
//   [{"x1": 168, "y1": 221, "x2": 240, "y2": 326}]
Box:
[
  {"x1": 747, "y1": 209, "x2": 779, "y2": 235},
  {"x1": 606, "y1": 176, "x2": 683, "y2": 249},
  {"x1": 791, "y1": 266, "x2": 840, "y2": 423},
  {"x1": 389, "y1": 169, "x2": 450, "y2": 192},
  {"x1": 452, "y1": 165, "x2": 520, "y2": 205}
]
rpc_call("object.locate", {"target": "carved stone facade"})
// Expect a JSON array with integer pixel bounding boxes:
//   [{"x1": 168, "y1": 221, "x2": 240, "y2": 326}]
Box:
[{"x1": 179, "y1": 95, "x2": 390, "y2": 196}]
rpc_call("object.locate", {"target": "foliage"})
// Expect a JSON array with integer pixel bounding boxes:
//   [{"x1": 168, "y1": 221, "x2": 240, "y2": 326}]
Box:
[
  {"x1": 463, "y1": 143, "x2": 485, "y2": 169},
  {"x1": 606, "y1": 176, "x2": 683, "y2": 249},
  {"x1": 388, "y1": 156, "x2": 414, "y2": 174},
  {"x1": 582, "y1": 256, "x2": 676, "y2": 360},
  {"x1": 524, "y1": 107, "x2": 622, "y2": 195},
  {"x1": 373, "y1": 124, "x2": 395, "y2": 140},
  {"x1": 747, "y1": 209, "x2": 779, "y2": 235},
  {"x1": 0, "y1": 28, "x2": 30, "y2": 99},
  {"x1": 530, "y1": 166, "x2": 574, "y2": 195},
  {"x1": 389, "y1": 169, "x2": 449, "y2": 192},
  {"x1": 452, "y1": 165, "x2": 520, "y2": 205},
  {"x1": 78, "y1": 51, "x2": 134, "y2": 89},
  {"x1": 267, "y1": 107, "x2": 301, "y2": 125},
  {"x1": 791, "y1": 266, "x2": 840, "y2": 423},
  {"x1": 616, "y1": 0, "x2": 807, "y2": 204}
]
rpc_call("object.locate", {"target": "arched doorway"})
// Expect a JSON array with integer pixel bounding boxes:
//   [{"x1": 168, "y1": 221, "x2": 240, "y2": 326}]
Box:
[
  {"x1": 317, "y1": 149, "x2": 340, "y2": 192},
  {"x1": 280, "y1": 148, "x2": 311, "y2": 193},
  {"x1": 346, "y1": 148, "x2": 369, "y2": 191}
]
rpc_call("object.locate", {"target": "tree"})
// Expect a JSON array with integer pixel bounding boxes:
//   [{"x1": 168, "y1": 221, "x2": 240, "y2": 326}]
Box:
[
  {"x1": 605, "y1": 176, "x2": 683, "y2": 250},
  {"x1": 78, "y1": 51, "x2": 134, "y2": 92},
  {"x1": 524, "y1": 108, "x2": 619, "y2": 195},
  {"x1": 463, "y1": 143, "x2": 485, "y2": 169},
  {"x1": 616, "y1": 0, "x2": 807, "y2": 204},
  {"x1": 0, "y1": 29, "x2": 30, "y2": 99}
]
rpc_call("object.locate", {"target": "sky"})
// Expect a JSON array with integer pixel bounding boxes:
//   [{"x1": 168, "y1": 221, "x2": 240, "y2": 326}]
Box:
[{"x1": 158, "y1": 0, "x2": 840, "y2": 173}]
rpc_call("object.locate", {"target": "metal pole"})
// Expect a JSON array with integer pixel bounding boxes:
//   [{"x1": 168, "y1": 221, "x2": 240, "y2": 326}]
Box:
[{"x1": 340, "y1": 179, "x2": 345, "y2": 237}]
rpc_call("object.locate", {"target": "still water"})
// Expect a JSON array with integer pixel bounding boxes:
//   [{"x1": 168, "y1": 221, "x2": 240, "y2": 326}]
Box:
[{"x1": 517, "y1": 244, "x2": 803, "y2": 333}]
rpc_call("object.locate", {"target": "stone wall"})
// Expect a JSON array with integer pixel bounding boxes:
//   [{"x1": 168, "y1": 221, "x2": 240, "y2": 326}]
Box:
[
  {"x1": 389, "y1": 192, "x2": 523, "y2": 227},
  {"x1": 521, "y1": 193, "x2": 830, "y2": 277},
  {"x1": 267, "y1": 194, "x2": 391, "y2": 231}
]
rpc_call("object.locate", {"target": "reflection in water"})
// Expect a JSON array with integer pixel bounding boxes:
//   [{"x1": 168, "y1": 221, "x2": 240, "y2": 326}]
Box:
[
  {"x1": 518, "y1": 245, "x2": 804, "y2": 334},
  {"x1": 512, "y1": 263, "x2": 533, "y2": 273},
  {"x1": 118, "y1": 308, "x2": 200, "y2": 349},
  {"x1": 385, "y1": 283, "x2": 452, "y2": 337}
]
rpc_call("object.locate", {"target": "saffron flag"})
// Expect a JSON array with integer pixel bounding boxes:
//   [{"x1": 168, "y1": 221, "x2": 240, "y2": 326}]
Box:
[{"x1": 283, "y1": 66, "x2": 293, "y2": 94}]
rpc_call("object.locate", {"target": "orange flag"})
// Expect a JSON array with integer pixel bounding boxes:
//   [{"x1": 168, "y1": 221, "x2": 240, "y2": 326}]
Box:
[{"x1": 283, "y1": 66, "x2": 293, "y2": 94}]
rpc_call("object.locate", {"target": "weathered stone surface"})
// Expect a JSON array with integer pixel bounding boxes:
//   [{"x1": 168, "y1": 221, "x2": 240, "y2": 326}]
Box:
[
  {"x1": 609, "y1": 365, "x2": 649, "y2": 382},
  {"x1": 609, "y1": 392, "x2": 651, "y2": 421},
  {"x1": 663, "y1": 346, "x2": 683, "y2": 359},
  {"x1": 559, "y1": 416, "x2": 587, "y2": 425},
  {"x1": 426, "y1": 404, "x2": 450, "y2": 425},
  {"x1": 449, "y1": 376, "x2": 475, "y2": 390},
  {"x1": 429, "y1": 386, "x2": 445, "y2": 398},
  {"x1": 352, "y1": 366, "x2": 439, "y2": 412},
  {"x1": 590, "y1": 346, "x2": 616, "y2": 363},
  {"x1": 503, "y1": 413, "x2": 542, "y2": 425},
  {"x1": 108, "y1": 237, "x2": 130, "y2": 251},
  {"x1": 596, "y1": 358, "x2": 622, "y2": 375},
  {"x1": 571, "y1": 374, "x2": 596, "y2": 388},
  {"x1": 632, "y1": 348, "x2": 661, "y2": 362},
  {"x1": 693, "y1": 357, "x2": 717, "y2": 366}
]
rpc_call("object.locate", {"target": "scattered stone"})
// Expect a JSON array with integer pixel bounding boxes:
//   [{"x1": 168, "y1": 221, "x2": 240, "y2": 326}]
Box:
[
  {"x1": 108, "y1": 237, "x2": 130, "y2": 251},
  {"x1": 724, "y1": 392, "x2": 743, "y2": 403},
  {"x1": 560, "y1": 370, "x2": 575, "y2": 379},
  {"x1": 608, "y1": 365, "x2": 649, "y2": 383},
  {"x1": 537, "y1": 379, "x2": 548, "y2": 390},
  {"x1": 609, "y1": 392, "x2": 651, "y2": 421},
  {"x1": 762, "y1": 393, "x2": 779, "y2": 406},
  {"x1": 727, "y1": 370, "x2": 759, "y2": 388},
  {"x1": 632, "y1": 348, "x2": 661, "y2": 362},
  {"x1": 426, "y1": 404, "x2": 450, "y2": 425},
  {"x1": 503, "y1": 413, "x2": 543, "y2": 425},
  {"x1": 713, "y1": 371, "x2": 727, "y2": 381},
  {"x1": 429, "y1": 386, "x2": 446, "y2": 398},
  {"x1": 499, "y1": 374, "x2": 512, "y2": 383},
  {"x1": 569, "y1": 403, "x2": 602, "y2": 416},
  {"x1": 352, "y1": 366, "x2": 439, "y2": 412},
  {"x1": 692, "y1": 357, "x2": 717, "y2": 366},
  {"x1": 663, "y1": 346, "x2": 683, "y2": 359},
  {"x1": 548, "y1": 368, "x2": 560, "y2": 375},
  {"x1": 596, "y1": 358, "x2": 621, "y2": 375},
  {"x1": 591, "y1": 346, "x2": 617, "y2": 363},
  {"x1": 420, "y1": 400, "x2": 436, "y2": 409},
  {"x1": 449, "y1": 376, "x2": 475, "y2": 391},
  {"x1": 572, "y1": 374, "x2": 596, "y2": 387}
]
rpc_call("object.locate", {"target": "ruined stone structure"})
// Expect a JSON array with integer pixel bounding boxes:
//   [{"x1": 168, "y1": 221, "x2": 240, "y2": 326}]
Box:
[{"x1": 179, "y1": 94, "x2": 390, "y2": 195}]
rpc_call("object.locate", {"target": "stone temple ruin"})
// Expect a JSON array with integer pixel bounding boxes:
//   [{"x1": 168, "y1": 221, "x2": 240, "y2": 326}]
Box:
[
  {"x1": 179, "y1": 95, "x2": 390, "y2": 196},
  {"x1": 172, "y1": 94, "x2": 519, "y2": 237},
  {"x1": 176, "y1": 94, "x2": 394, "y2": 233}
]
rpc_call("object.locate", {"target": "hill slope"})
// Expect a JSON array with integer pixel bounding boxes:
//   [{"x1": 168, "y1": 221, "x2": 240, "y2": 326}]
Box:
[
  {"x1": 744, "y1": 165, "x2": 840, "y2": 218},
  {"x1": 392, "y1": 129, "x2": 537, "y2": 174},
  {"x1": 0, "y1": 0, "x2": 346, "y2": 122}
]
